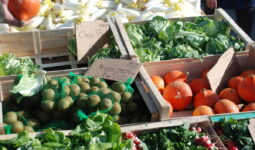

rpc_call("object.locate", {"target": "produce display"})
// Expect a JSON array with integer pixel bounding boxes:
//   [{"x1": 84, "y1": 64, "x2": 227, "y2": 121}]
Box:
[
  {"x1": 3, "y1": 72, "x2": 150, "y2": 134},
  {"x1": 151, "y1": 68, "x2": 255, "y2": 117},
  {"x1": 214, "y1": 118, "x2": 255, "y2": 150},
  {"x1": 0, "y1": 53, "x2": 38, "y2": 76},
  {"x1": 138, "y1": 123, "x2": 219, "y2": 150},
  {"x1": 0, "y1": 113, "x2": 147, "y2": 149},
  {"x1": 0, "y1": 0, "x2": 201, "y2": 33},
  {"x1": 125, "y1": 16, "x2": 245, "y2": 62}
]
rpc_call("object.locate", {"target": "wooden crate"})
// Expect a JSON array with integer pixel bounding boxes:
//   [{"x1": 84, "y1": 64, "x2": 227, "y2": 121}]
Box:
[
  {"x1": 0, "y1": 19, "x2": 128, "y2": 72},
  {"x1": 115, "y1": 8, "x2": 253, "y2": 61},
  {"x1": 122, "y1": 116, "x2": 226, "y2": 150},
  {"x1": 0, "y1": 116, "x2": 226, "y2": 150},
  {"x1": 142, "y1": 45, "x2": 255, "y2": 119},
  {"x1": 0, "y1": 67, "x2": 159, "y2": 133}
]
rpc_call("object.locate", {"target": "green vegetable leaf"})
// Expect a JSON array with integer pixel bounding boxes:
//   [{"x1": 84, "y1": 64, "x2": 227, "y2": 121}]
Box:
[{"x1": 11, "y1": 70, "x2": 47, "y2": 98}]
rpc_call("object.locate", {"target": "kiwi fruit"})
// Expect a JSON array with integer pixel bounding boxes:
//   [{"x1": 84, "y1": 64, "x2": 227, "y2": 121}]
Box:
[
  {"x1": 23, "y1": 126, "x2": 34, "y2": 132},
  {"x1": 76, "y1": 76, "x2": 83, "y2": 85},
  {"x1": 27, "y1": 119, "x2": 40, "y2": 129},
  {"x1": 57, "y1": 98, "x2": 71, "y2": 111},
  {"x1": 11, "y1": 121, "x2": 24, "y2": 133},
  {"x1": 82, "y1": 77, "x2": 90, "y2": 83},
  {"x1": 97, "y1": 81, "x2": 108, "y2": 88},
  {"x1": 127, "y1": 102, "x2": 138, "y2": 113},
  {"x1": 121, "y1": 92, "x2": 133, "y2": 103},
  {"x1": 98, "y1": 88, "x2": 111, "y2": 96},
  {"x1": 48, "y1": 79, "x2": 59, "y2": 89},
  {"x1": 69, "y1": 84, "x2": 81, "y2": 97},
  {"x1": 109, "y1": 102, "x2": 121, "y2": 115},
  {"x1": 42, "y1": 89, "x2": 55, "y2": 100},
  {"x1": 63, "y1": 85, "x2": 70, "y2": 96},
  {"x1": 16, "y1": 111, "x2": 30, "y2": 121},
  {"x1": 111, "y1": 82, "x2": 126, "y2": 93},
  {"x1": 107, "y1": 91, "x2": 121, "y2": 103},
  {"x1": 4, "y1": 111, "x2": 17, "y2": 125},
  {"x1": 90, "y1": 77, "x2": 101, "y2": 86},
  {"x1": 41, "y1": 100, "x2": 55, "y2": 112},
  {"x1": 66, "y1": 96, "x2": 74, "y2": 105},
  {"x1": 60, "y1": 77, "x2": 70, "y2": 84},
  {"x1": 79, "y1": 82, "x2": 91, "y2": 92},
  {"x1": 76, "y1": 96, "x2": 88, "y2": 110},
  {"x1": 88, "y1": 95, "x2": 101, "y2": 107},
  {"x1": 89, "y1": 86, "x2": 99, "y2": 93},
  {"x1": 79, "y1": 93, "x2": 88, "y2": 98},
  {"x1": 36, "y1": 110, "x2": 50, "y2": 123},
  {"x1": 99, "y1": 98, "x2": 112, "y2": 110}
]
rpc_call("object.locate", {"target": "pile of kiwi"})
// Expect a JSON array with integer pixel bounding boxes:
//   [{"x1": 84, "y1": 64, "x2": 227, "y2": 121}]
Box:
[{"x1": 3, "y1": 75, "x2": 150, "y2": 133}]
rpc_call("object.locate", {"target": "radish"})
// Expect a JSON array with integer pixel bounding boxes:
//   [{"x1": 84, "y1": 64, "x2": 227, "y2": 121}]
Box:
[
  {"x1": 196, "y1": 127, "x2": 202, "y2": 133},
  {"x1": 229, "y1": 147, "x2": 238, "y2": 150},
  {"x1": 125, "y1": 132, "x2": 135, "y2": 139}
]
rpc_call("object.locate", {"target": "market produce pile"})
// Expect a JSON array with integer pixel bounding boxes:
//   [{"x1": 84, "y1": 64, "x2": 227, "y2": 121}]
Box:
[
  {"x1": 138, "y1": 123, "x2": 219, "y2": 150},
  {"x1": 214, "y1": 118, "x2": 255, "y2": 150},
  {"x1": 3, "y1": 72, "x2": 149, "y2": 134},
  {"x1": 0, "y1": 54, "x2": 38, "y2": 76},
  {"x1": 125, "y1": 16, "x2": 245, "y2": 62},
  {"x1": 0, "y1": 113, "x2": 147, "y2": 150},
  {"x1": 151, "y1": 68, "x2": 255, "y2": 117},
  {"x1": 0, "y1": 0, "x2": 201, "y2": 33}
]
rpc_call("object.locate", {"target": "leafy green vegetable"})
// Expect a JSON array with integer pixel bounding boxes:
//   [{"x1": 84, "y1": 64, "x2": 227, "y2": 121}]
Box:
[
  {"x1": 125, "y1": 16, "x2": 246, "y2": 62},
  {"x1": 0, "y1": 113, "x2": 136, "y2": 150},
  {"x1": 217, "y1": 118, "x2": 255, "y2": 150},
  {"x1": 138, "y1": 123, "x2": 207, "y2": 150},
  {"x1": 11, "y1": 71, "x2": 47, "y2": 98},
  {"x1": 68, "y1": 37, "x2": 77, "y2": 57},
  {"x1": 0, "y1": 53, "x2": 38, "y2": 76}
]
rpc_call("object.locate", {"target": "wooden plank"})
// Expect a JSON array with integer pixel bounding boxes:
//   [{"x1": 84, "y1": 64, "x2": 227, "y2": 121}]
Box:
[
  {"x1": 139, "y1": 66, "x2": 170, "y2": 121},
  {"x1": 134, "y1": 76, "x2": 158, "y2": 121},
  {"x1": 115, "y1": 17, "x2": 137, "y2": 59},
  {"x1": 214, "y1": 8, "x2": 253, "y2": 43},
  {"x1": 107, "y1": 17, "x2": 129, "y2": 59}
]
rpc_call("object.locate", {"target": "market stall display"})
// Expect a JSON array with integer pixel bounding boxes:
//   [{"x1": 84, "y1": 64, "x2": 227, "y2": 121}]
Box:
[
  {"x1": 140, "y1": 44, "x2": 255, "y2": 120},
  {"x1": 0, "y1": 68, "x2": 157, "y2": 134},
  {"x1": 0, "y1": 113, "x2": 147, "y2": 149},
  {"x1": 0, "y1": 0, "x2": 201, "y2": 33},
  {"x1": 214, "y1": 118, "x2": 255, "y2": 150},
  {"x1": 116, "y1": 8, "x2": 253, "y2": 63},
  {"x1": 0, "y1": 20, "x2": 127, "y2": 78}
]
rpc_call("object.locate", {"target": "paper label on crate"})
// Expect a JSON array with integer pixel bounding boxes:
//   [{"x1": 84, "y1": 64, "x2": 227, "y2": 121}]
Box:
[
  {"x1": 85, "y1": 58, "x2": 142, "y2": 82},
  {"x1": 248, "y1": 118, "x2": 255, "y2": 143},
  {"x1": 207, "y1": 48, "x2": 240, "y2": 93},
  {"x1": 76, "y1": 20, "x2": 109, "y2": 61}
]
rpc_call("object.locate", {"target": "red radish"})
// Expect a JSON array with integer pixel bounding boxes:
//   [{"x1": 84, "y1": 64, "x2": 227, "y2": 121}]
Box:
[
  {"x1": 196, "y1": 127, "x2": 202, "y2": 133},
  {"x1": 204, "y1": 140, "x2": 212, "y2": 147},
  {"x1": 229, "y1": 147, "x2": 238, "y2": 150},
  {"x1": 131, "y1": 147, "x2": 137, "y2": 150},
  {"x1": 125, "y1": 132, "x2": 135, "y2": 139},
  {"x1": 190, "y1": 127, "x2": 197, "y2": 131},
  {"x1": 134, "y1": 138, "x2": 141, "y2": 145},
  {"x1": 199, "y1": 136, "x2": 207, "y2": 144},
  {"x1": 227, "y1": 141, "x2": 236, "y2": 148}
]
